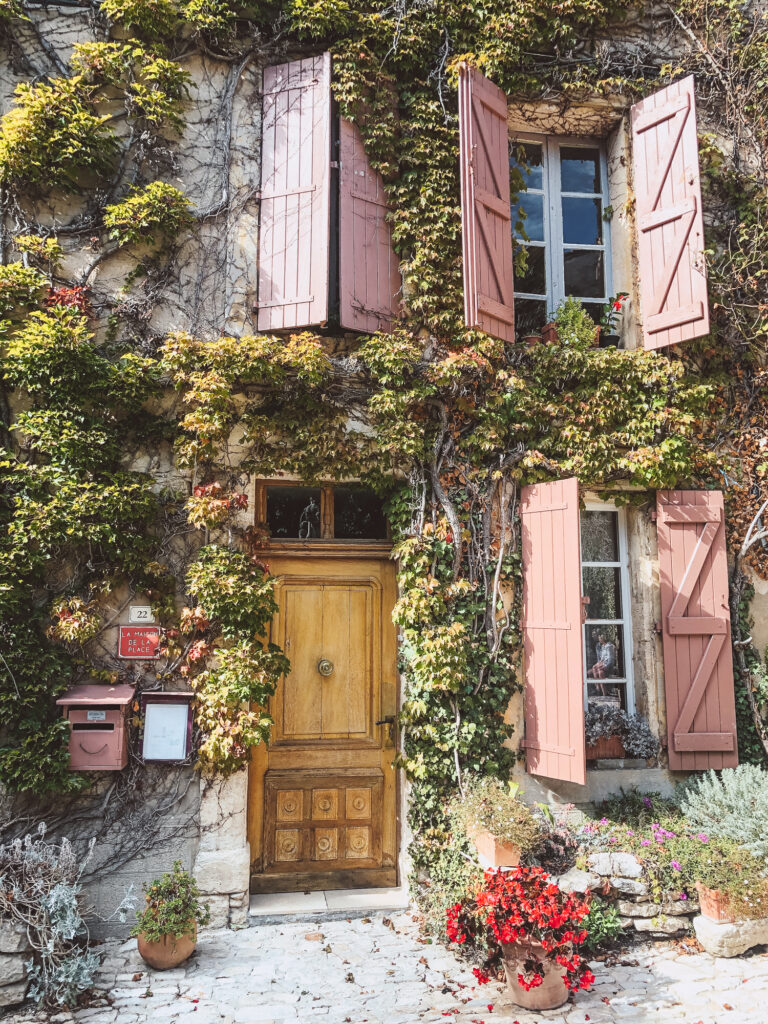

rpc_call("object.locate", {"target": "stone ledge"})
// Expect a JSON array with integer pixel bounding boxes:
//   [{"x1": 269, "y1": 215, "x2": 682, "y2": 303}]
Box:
[{"x1": 693, "y1": 913, "x2": 768, "y2": 957}]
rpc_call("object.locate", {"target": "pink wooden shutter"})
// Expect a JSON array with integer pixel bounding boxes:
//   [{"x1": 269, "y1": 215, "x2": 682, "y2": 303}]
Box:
[
  {"x1": 657, "y1": 490, "x2": 738, "y2": 770},
  {"x1": 630, "y1": 76, "x2": 709, "y2": 349},
  {"x1": 339, "y1": 118, "x2": 401, "y2": 333},
  {"x1": 258, "y1": 53, "x2": 331, "y2": 331},
  {"x1": 520, "y1": 478, "x2": 586, "y2": 785},
  {"x1": 458, "y1": 65, "x2": 515, "y2": 343}
]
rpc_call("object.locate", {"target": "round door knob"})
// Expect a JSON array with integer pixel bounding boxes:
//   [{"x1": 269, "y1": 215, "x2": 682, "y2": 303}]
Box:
[{"x1": 317, "y1": 658, "x2": 334, "y2": 676}]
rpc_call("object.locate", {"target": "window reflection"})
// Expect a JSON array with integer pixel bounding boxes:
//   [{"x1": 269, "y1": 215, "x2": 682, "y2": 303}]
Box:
[
  {"x1": 334, "y1": 487, "x2": 387, "y2": 539},
  {"x1": 266, "y1": 486, "x2": 321, "y2": 538}
]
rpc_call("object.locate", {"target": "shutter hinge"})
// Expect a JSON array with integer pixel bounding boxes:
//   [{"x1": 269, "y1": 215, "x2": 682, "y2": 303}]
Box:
[
  {"x1": 649, "y1": 509, "x2": 658, "y2": 522},
  {"x1": 330, "y1": 160, "x2": 339, "y2": 169},
  {"x1": 653, "y1": 620, "x2": 663, "y2": 635}
]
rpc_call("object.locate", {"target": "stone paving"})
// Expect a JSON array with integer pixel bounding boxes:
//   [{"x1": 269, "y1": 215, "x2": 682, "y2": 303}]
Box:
[{"x1": 5, "y1": 912, "x2": 768, "y2": 1024}]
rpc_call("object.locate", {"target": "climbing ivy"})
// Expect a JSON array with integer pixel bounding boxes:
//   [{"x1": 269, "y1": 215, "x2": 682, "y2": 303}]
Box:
[{"x1": 1, "y1": 0, "x2": 767, "y2": 903}]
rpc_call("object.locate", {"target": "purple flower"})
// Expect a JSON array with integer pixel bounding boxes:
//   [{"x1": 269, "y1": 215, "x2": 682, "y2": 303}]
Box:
[
  {"x1": 609, "y1": 837, "x2": 618, "y2": 844},
  {"x1": 642, "y1": 797, "x2": 652, "y2": 808},
  {"x1": 599, "y1": 817, "x2": 609, "y2": 825},
  {"x1": 626, "y1": 830, "x2": 634, "y2": 836},
  {"x1": 697, "y1": 833, "x2": 709, "y2": 843},
  {"x1": 680, "y1": 892, "x2": 688, "y2": 900},
  {"x1": 671, "y1": 861, "x2": 682, "y2": 871},
  {"x1": 641, "y1": 839, "x2": 651, "y2": 846}
]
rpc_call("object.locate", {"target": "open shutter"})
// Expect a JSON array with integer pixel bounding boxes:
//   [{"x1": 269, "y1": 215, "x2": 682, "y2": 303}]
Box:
[
  {"x1": 458, "y1": 65, "x2": 515, "y2": 343},
  {"x1": 339, "y1": 118, "x2": 401, "y2": 333},
  {"x1": 630, "y1": 76, "x2": 709, "y2": 349},
  {"x1": 520, "y1": 478, "x2": 586, "y2": 785},
  {"x1": 657, "y1": 490, "x2": 738, "y2": 770},
  {"x1": 258, "y1": 53, "x2": 331, "y2": 331}
]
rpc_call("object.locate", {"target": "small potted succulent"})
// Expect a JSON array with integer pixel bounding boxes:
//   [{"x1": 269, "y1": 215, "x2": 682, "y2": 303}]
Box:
[
  {"x1": 452, "y1": 777, "x2": 541, "y2": 869},
  {"x1": 447, "y1": 866, "x2": 594, "y2": 1010},
  {"x1": 132, "y1": 861, "x2": 210, "y2": 970}
]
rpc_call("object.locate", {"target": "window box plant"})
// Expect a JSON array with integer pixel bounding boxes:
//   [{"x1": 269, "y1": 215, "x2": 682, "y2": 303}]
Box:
[
  {"x1": 132, "y1": 862, "x2": 210, "y2": 970},
  {"x1": 452, "y1": 777, "x2": 541, "y2": 869},
  {"x1": 446, "y1": 866, "x2": 594, "y2": 1010},
  {"x1": 584, "y1": 705, "x2": 659, "y2": 761}
]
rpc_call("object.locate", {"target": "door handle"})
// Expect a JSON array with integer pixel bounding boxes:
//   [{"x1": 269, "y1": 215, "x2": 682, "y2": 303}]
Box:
[{"x1": 376, "y1": 715, "x2": 396, "y2": 748}]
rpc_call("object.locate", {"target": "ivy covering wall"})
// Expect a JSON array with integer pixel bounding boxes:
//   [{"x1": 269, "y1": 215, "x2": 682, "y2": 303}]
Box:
[{"x1": 1, "y1": 0, "x2": 767, "y2": 894}]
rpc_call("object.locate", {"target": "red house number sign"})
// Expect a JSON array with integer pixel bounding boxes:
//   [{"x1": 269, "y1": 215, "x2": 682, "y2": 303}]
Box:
[{"x1": 119, "y1": 625, "x2": 160, "y2": 660}]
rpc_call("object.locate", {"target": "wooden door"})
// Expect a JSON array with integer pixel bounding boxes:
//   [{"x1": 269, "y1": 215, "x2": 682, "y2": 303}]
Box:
[{"x1": 248, "y1": 555, "x2": 398, "y2": 891}]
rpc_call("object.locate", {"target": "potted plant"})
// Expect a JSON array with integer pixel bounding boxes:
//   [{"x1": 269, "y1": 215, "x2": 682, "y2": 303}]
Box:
[
  {"x1": 452, "y1": 777, "x2": 541, "y2": 869},
  {"x1": 541, "y1": 321, "x2": 559, "y2": 344},
  {"x1": 598, "y1": 292, "x2": 629, "y2": 346},
  {"x1": 584, "y1": 705, "x2": 659, "y2": 761},
  {"x1": 447, "y1": 866, "x2": 594, "y2": 1010},
  {"x1": 691, "y1": 841, "x2": 768, "y2": 924},
  {"x1": 132, "y1": 861, "x2": 210, "y2": 970}
]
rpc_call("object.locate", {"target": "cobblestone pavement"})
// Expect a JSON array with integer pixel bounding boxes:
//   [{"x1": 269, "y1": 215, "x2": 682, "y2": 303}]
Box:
[{"x1": 6, "y1": 912, "x2": 768, "y2": 1024}]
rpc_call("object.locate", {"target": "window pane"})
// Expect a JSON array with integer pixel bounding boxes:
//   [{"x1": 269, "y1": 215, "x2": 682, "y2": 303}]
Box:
[
  {"x1": 584, "y1": 302, "x2": 603, "y2": 328},
  {"x1": 514, "y1": 193, "x2": 544, "y2": 242},
  {"x1": 561, "y1": 147, "x2": 601, "y2": 193},
  {"x1": 510, "y1": 142, "x2": 543, "y2": 191},
  {"x1": 564, "y1": 249, "x2": 605, "y2": 298},
  {"x1": 581, "y1": 510, "x2": 619, "y2": 561},
  {"x1": 585, "y1": 623, "x2": 625, "y2": 679},
  {"x1": 334, "y1": 487, "x2": 387, "y2": 539},
  {"x1": 267, "y1": 486, "x2": 321, "y2": 538},
  {"x1": 562, "y1": 197, "x2": 602, "y2": 245},
  {"x1": 587, "y1": 684, "x2": 628, "y2": 711},
  {"x1": 583, "y1": 566, "x2": 623, "y2": 620},
  {"x1": 514, "y1": 298, "x2": 547, "y2": 337},
  {"x1": 514, "y1": 245, "x2": 546, "y2": 295}
]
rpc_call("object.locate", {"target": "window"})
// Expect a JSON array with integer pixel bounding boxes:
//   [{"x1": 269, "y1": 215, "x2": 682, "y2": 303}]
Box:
[
  {"x1": 510, "y1": 137, "x2": 612, "y2": 336},
  {"x1": 580, "y1": 504, "x2": 634, "y2": 712},
  {"x1": 261, "y1": 482, "x2": 388, "y2": 541}
]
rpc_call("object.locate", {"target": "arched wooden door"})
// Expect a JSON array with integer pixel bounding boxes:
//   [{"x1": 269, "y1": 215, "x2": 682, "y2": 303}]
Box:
[{"x1": 248, "y1": 553, "x2": 398, "y2": 892}]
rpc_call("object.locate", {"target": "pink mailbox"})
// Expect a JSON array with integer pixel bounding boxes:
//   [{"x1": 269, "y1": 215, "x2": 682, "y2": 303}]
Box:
[{"x1": 56, "y1": 684, "x2": 135, "y2": 771}]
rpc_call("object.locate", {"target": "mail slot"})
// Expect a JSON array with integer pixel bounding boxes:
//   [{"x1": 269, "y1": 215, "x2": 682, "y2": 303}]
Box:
[{"x1": 56, "y1": 684, "x2": 135, "y2": 771}]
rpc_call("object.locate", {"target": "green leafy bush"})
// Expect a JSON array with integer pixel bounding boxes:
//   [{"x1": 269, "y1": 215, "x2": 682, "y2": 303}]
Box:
[
  {"x1": 0, "y1": 262, "x2": 48, "y2": 318},
  {"x1": 582, "y1": 896, "x2": 624, "y2": 953},
  {"x1": 679, "y1": 765, "x2": 768, "y2": 865},
  {"x1": 131, "y1": 861, "x2": 210, "y2": 942},
  {"x1": 0, "y1": 78, "x2": 117, "y2": 193}
]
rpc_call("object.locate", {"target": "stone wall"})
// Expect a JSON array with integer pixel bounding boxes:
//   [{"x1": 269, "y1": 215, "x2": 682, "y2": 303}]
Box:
[{"x1": 0, "y1": 920, "x2": 31, "y2": 1010}]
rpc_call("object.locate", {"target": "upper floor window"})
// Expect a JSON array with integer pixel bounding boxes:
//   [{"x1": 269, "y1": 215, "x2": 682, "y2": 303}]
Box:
[
  {"x1": 580, "y1": 503, "x2": 634, "y2": 714},
  {"x1": 510, "y1": 137, "x2": 612, "y2": 337}
]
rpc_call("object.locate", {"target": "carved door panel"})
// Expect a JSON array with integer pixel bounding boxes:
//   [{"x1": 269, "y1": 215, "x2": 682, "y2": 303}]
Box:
[{"x1": 248, "y1": 557, "x2": 398, "y2": 892}]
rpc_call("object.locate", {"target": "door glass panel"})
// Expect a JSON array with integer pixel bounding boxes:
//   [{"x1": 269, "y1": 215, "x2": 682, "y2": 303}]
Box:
[
  {"x1": 514, "y1": 299, "x2": 548, "y2": 336},
  {"x1": 583, "y1": 566, "x2": 623, "y2": 619},
  {"x1": 266, "y1": 486, "x2": 321, "y2": 538},
  {"x1": 561, "y1": 147, "x2": 601, "y2": 193},
  {"x1": 562, "y1": 197, "x2": 602, "y2": 245},
  {"x1": 584, "y1": 623, "x2": 625, "y2": 680},
  {"x1": 584, "y1": 303, "x2": 604, "y2": 328},
  {"x1": 514, "y1": 193, "x2": 544, "y2": 241},
  {"x1": 334, "y1": 487, "x2": 387, "y2": 539},
  {"x1": 510, "y1": 142, "x2": 544, "y2": 190},
  {"x1": 581, "y1": 510, "x2": 619, "y2": 561},
  {"x1": 564, "y1": 249, "x2": 605, "y2": 297},
  {"x1": 514, "y1": 245, "x2": 546, "y2": 295}
]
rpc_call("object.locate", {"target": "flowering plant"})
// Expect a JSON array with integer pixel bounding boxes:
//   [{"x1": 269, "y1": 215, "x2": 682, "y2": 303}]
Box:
[
  {"x1": 446, "y1": 866, "x2": 594, "y2": 993},
  {"x1": 599, "y1": 292, "x2": 629, "y2": 332}
]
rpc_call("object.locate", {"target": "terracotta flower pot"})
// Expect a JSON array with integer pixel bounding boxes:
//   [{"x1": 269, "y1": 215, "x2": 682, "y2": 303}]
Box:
[
  {"x1": 521, "y1": 333, "x2": 541, "y2": 346},
  {"x1": 468, "y1": 826, "x2": 521, "y2": 869},
  {"x1": 137, "y1": 924, "x2": 197, "y2": 969},
  {"x1": 585, "y1": 734, "x2": 626, "y2": 759},
  {"x1": 541, "y1": 322, "x2": 559, "y2": 345},
  {"x1": 695, "y1": 881, "x2": 736, "y2": 923},
  {"x1": 501, "y1": 941, "x2": 570, "y2": 1010}
]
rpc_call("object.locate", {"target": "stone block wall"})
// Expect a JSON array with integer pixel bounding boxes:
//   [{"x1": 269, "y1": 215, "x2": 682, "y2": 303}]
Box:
[{"x1": 0, "y1": 920, "x2": 31, "y2": 1009}]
